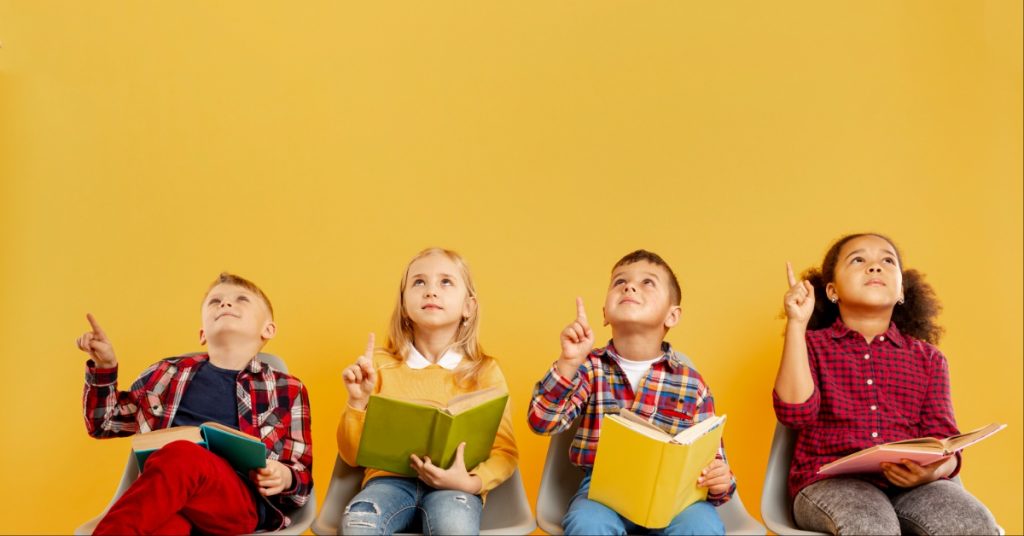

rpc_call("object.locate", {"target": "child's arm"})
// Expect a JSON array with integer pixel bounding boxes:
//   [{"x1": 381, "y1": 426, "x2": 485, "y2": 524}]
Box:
[
  {"x1": 78, "y1": 313, "x2": 149, "y2": 437},
  {"x1": 257, "y1": 380, "x2": 314, "y2": 506},
  {"x1": 775, "y1": 263, "x2": 816, "y2": 403},
  {"x1": 773, "y1": 263, "x2": 822, "y2": 428},
  {"x1": 527, "y1": 297, "x2": 595, "y2": 435},
  {"x1": 337, "y1": 334, "x2": 378, "y2": 466}
]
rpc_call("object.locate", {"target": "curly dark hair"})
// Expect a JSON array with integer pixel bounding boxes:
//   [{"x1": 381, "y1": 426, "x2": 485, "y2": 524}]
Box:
[{"x1": 802, "y1": 233, "x2": 944, "y2": 344}]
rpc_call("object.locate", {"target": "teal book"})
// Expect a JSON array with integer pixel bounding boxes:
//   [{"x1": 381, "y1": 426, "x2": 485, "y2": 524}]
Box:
[
  {"x1": 356, "y1": 387, "x2": 508, "y2": 477},
  {"x1": 132, "y1": 422, "x2": 267, "y2": 471}
]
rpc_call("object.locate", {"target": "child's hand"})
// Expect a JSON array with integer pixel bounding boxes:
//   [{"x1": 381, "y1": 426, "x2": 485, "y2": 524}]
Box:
[
  {"x1": 76, "y1": 313, "x2": 117, "y2": 368},
  {"x1": 250, "y1": 459, "x2": 293, "y2": 496},
  {"x1": 556, "y1": 297, "x2": 595, "y2": 378},
  {"x1": 697, "y1": 458, "x2": 732, "y2": 496},
  {"x1": 342, "y1": 333, "x2": 377, "y2": 411},
  {"x1": 409, "y1": 442, "x2": 483, "y2": 494},
  {"x1": 784, "y1": 262, "x2": 815, "y2": 325},
  {"x1": 881, "y1": 457, "x2": 955, "y2": 488}
]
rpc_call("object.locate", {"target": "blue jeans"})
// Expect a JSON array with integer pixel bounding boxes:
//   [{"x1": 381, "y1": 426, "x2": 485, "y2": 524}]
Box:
[
  {"x1": 341, "y1": 476, "x2": 483, "y2": 536},
  {"x1": 562, "y1": 470, "x2": 724, "y2": 535}
]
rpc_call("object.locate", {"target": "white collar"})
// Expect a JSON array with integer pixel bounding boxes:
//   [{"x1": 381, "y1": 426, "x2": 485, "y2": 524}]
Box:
[{"x1": 405, "y1": 344, "x2": 463, "y2": 370}]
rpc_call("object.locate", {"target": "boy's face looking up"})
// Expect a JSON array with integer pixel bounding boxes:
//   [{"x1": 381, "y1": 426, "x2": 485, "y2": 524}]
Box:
[
  {"x1": 199, "y1": 283, "x2": 276, "y2": 347},
  {"x1": 602, "y1": 260, "x2": 681, "y2": 334}
]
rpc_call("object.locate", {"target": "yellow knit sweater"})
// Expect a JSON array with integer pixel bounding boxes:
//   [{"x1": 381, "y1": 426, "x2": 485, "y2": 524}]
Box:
[{"x1": 336, "y1": 352, "x2": 519, "y2": 498}]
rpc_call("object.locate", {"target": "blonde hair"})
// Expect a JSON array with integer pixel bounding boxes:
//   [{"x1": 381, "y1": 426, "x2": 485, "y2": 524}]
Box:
[
  {"x1": 204, "y1": 272, "x2": 274, "y2": 319},
  {"x1": 384, "y1": 247, "x2": 491, "y2": 389}
]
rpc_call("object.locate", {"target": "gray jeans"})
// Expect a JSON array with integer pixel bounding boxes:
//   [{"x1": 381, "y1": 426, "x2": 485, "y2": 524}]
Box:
[{"x1": 793, "y1": 478, "x2": 999, "y2": 535}]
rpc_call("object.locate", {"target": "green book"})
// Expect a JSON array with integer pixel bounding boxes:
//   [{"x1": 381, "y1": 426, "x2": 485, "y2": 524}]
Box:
[
  {"x1": 356, "y1": 387, "x2": 508, "y2": 477},
  {"x1": 132, "y1": 422, "x2": 267, "y2": 471}
]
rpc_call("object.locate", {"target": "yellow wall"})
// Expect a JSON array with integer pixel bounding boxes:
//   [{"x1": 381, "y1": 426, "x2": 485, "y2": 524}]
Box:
[{"x1": 1, "y1": 2, "x2": 1020, "y2": 533}]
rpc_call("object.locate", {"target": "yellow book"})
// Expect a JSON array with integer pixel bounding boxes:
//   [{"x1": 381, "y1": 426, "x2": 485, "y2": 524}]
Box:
[{"x1": 589, "y1": 411, "x2": 726, "y2": 528}]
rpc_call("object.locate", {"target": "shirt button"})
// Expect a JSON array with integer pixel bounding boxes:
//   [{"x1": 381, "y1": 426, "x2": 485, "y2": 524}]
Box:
[
  {"x1": 867, "y1": 379, "x2": 874, "y2": 385},
  {"x1": 871, "y1": 405, "x2": 878, "y2": 411},
  {"x1": 879, "y1": 336, "x2": 885, "y2": 341},
  {"x1": 864, "y1": 354, "x2": 870, "y2": 360},
  {"x1": 871, "y1": 432, "x2": 879, "y2": 438}
]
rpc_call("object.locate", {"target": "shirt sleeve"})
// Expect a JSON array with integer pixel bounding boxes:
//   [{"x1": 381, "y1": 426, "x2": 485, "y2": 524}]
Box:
[
  {"x1": 271, "y1": 380, "x2": 314, "y2": 508},
  {"x1": 83, "y1": 360, "x2": 154, "y2": 438},
  {"x1": 694, "y1": 382, "x2": 736, "y2": 506},
  {"x1": 916, "y1": 345, "x2": 962, "y2": 479},
  {"x1": 772, "y1": 335, "x2": 821, "y2": 428},
  {"x1": 468, "y1": 369, "x2": 519, "y2": 498},
  {"x1": 527, "y1": 361, "x2": 592, "y2": 435}
]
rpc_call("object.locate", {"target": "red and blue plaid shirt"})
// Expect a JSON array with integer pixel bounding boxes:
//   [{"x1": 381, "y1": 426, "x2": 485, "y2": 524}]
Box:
[
  {"x1": 773, "y1": 319, "x2": 961, "y2": 499},
  {"x1": 83, "y1": 353, "x2": 313, "y2": 529},
  {"x1": 528, "y1": 341, "x2": 736, "y2": 505}
]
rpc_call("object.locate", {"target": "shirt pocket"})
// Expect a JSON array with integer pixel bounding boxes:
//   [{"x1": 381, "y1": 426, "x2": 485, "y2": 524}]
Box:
[{"x1": 651, "y1": 392, "x2": 695, "y2": 432}]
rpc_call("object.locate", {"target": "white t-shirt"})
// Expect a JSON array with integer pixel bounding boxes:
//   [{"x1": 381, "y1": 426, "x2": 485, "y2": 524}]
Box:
[{"x1": 614, "y1": 354, "x2": 661, "y2": 392}]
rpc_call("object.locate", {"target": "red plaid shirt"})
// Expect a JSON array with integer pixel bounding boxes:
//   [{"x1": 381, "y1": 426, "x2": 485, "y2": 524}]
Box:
[
  {"x1": 83, "y1": 353, "x2": 313, "y2": 529},
  {"x1": 528, "y1": 341, "x2": 736, "y2": 505},
  {"x1": 773, "y1": 319, "x2": 961, "y2": 498}
]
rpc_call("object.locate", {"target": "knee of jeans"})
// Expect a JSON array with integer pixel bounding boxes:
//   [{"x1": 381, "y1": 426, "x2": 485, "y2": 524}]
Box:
[{"x1": 343, "y1": 500, "x2": 382, "y2": 529}]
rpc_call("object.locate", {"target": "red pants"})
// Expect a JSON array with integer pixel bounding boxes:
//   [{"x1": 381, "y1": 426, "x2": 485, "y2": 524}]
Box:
[{"x1": 94, "y1": 440, "x2": 259, "y2": 535}]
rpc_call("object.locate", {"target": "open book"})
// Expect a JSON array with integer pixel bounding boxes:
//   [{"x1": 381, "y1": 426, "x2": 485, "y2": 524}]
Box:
[
  {"x1": 356, "y1": 387, "x2": 508, "y2": 477},
  {"x1": 132, "y1": 422, "x2": 267, "y2": 472},
  {"x1": 589, "y1": 411, "x2": 727, "y2": 528},
  {"x1": 818, "y1": 422, "x2": 1006, "y2": 476}
]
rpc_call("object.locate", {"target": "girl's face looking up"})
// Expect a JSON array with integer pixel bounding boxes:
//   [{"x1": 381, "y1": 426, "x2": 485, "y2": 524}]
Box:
[
  {"x1": 403, "y1": 252, "x2": 475, "y2": 332},
  {"x1": 827, "y1": 234, "x2": 905, "y2": 310}
]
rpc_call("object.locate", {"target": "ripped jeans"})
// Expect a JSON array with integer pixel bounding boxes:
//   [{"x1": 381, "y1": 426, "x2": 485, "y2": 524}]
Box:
[{"x1": 341, "y1": 476, "x2": 483, "y2": 536}]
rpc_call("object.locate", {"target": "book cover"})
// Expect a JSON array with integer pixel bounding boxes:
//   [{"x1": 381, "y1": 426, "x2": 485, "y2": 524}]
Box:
[
  {"x1": 818, "y1": 422, "x2": 1006, "y2": 476},
  {"x1": 355, "y1": 388, "x2": 508, "y2": 476},
  {"x1": 589, "y1": 412, "x2": 727, "y2": 528},
  {"x1": 132, "y1": 422, "x2": 267, "y2": 471}
]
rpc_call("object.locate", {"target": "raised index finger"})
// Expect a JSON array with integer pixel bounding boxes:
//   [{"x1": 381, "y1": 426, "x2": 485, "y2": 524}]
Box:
[
  {"x1": 363, "y1": 332, "x2": 376, "y2": 361},
  {"x1": 575, "y1": 297, "x2": 589, "y2": 326},
  {"x1": 86, "y1": 313, "x2": 107, "y2": 338},
  {"x1": 786, "y1": 262, "x2": 797, "y2": 288}
]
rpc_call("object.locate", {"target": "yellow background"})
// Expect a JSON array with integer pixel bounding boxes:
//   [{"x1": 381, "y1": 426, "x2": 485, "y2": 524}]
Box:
[{"x1": 1, "y1": 2, "x2": 1020, "y2": 533}]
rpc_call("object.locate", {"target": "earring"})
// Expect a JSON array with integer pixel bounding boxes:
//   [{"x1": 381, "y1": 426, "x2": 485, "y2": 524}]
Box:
[
  {"x1": 898, "y1": 297, "x2": 905, "y2": 305},
  {"x1": 829, "y1": 296, "x2": 838, "y2": 304}
]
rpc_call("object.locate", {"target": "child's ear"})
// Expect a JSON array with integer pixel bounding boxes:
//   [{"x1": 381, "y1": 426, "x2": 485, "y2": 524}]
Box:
[
  {"x1": 825, "y1": 282, "x2": 837, "y2": 302},
  {"x1": 198, "y1": 329, "x2": 206, "y2": 346},
  {"x1": 463, "y1": 295, "x2": 478, "y2": 320},
  {"x1": 261, "y1": 321, "x2": 277, "y2": 341},
  {"x1": 602, "y1": 306, "x2": 608, "y2": 327},
  {"x1": 664, "y1": 305, "x2": 682, "y2": 329}
]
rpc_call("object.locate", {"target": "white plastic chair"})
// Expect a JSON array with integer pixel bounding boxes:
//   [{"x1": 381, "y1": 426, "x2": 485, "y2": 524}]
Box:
[
  {"x1": 312, "y1": 454, "x2": 536, "y2": 535},
  {"x1": 74, "y1": 353, "x2": 316, "y2": 535},
  {"x1": 536, "y1": 419, "x2": 765, "y2": 535},
  {"x1": 761, "y1": 422, "x2": 1004, "y2": 536}
]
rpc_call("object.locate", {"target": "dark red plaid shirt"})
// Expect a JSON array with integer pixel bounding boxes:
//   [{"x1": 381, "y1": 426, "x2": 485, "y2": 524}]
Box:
[
  {"x1": 84, "y1": 353, "x2": 313, "y2": 530},
  {"x1": 773, "y1": 319, "x2": 961, "y2": 499}
]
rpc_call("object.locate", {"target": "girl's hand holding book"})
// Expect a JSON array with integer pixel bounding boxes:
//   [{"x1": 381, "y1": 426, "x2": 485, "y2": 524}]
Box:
[
  {"x1": 409, "y1": 442, "x2": 483, "y2": 494},
  {"x1": 343, "y1": 333, "x2": 378, "y2": 410},
  {"x1": 881, "y1": 456, "x2": 955, "y2": 488}
]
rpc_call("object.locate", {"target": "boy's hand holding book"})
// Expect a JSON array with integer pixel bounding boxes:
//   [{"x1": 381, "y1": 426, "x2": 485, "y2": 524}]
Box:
[
  {"x1": 252, "y1": 459, "x2": 294, "y2": 496},
  {"x1": 697, "y1": 457, "x2": 733, "y2": 496},
  {"x1": 557, "y1": 297, "x2": 595, "y2": 379},
  {"x1": 343, "y1": 333, "x2": 378, "y2": 410},
  {"x1": 76, "y1": 313, "x2": 117, "y2": 368},
  {"x1": 410, "y1": 442, "x2": 483, "y2": 494}
]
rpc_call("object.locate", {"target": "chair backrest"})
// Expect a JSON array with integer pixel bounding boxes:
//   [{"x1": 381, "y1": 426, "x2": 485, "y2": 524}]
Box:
[
  {"x1": 312, "y1": 454, "x2": 536, "y2": 535},
  {"x1": 536, "y1": 420, "x2": 765, "y2": 535},
  {"x1": 761, "y1": 422, "x2": 828, "y2": 536},
  {"x1": 74, "y1": 352, "x2": 314, "y2": 535}
]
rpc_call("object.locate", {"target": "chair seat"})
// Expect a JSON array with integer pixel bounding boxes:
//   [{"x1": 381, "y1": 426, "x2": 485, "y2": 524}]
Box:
[{"x1": 312, "y1": 454, "x2": 536, "y2": 535}]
